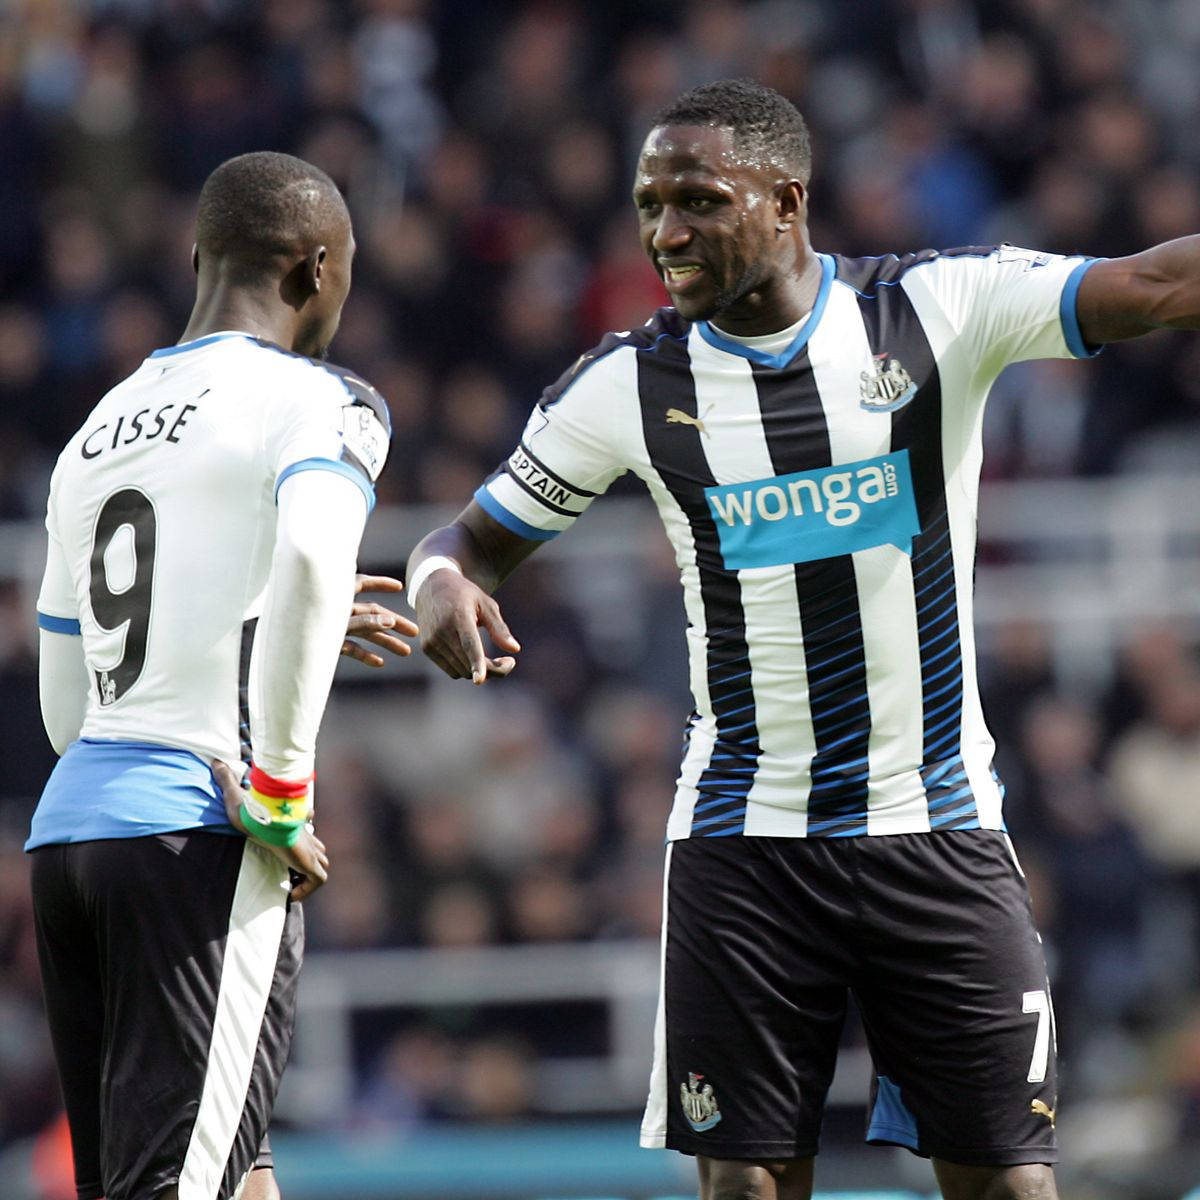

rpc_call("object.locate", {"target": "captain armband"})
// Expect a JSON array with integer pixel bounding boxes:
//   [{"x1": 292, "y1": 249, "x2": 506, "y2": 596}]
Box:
[{"x1": 239, "y1": 764, "x2": 315, "y2": 848}]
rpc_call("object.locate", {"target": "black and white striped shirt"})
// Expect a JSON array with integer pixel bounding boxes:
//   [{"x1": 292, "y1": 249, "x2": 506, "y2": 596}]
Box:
[{"x1": 478, "y1": 246, "x2": 1100, "y2": 839}]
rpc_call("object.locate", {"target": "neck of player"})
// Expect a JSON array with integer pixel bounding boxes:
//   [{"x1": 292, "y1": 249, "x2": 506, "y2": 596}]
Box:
[
  {"x1": 712, "y1": 245, "x2": 823, "y2": 338},
  {"x1": 179, "y1": 267, "x2": 301, "y2": 351}
]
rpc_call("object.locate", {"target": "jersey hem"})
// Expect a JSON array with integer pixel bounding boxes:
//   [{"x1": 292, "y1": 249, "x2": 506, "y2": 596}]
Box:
[
  {"x1": 1060, "y1": 258, "x2": 1104, "y2": 359},
  {"x1": 665, "y1": 818, "x2": 1001, "y2": 841},
  {"x1": 37, "y1": 611, "x2": 81, "y2": 634},
  {"x1": 26, "y1": 822, "x2": 240, "y2": 851},
  {"x1": 865, "y1": 1135, "x2": 1058, "y2": 1166},
  {"x1": 276, "y1": 457, "x2": 375, "y2": 513},
  {"x1": 474, "y1": 485, "x2": 560, "y2": 540},
  {"x1": 660, "y1": 1135, "x2": 821, "y2": 1157}
]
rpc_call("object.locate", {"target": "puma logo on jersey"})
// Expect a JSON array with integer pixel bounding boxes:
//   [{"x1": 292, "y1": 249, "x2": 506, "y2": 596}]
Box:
[
  {"x1": 666, "y1": 406, "x2": 712, "y2": 436},
  {"x1": 1030, "y1": 1099, "x2": 1055, "y2": 1126}
]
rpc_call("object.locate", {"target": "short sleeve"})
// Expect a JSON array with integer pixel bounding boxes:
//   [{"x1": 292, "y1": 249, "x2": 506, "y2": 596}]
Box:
[
  {"x1": 36, "y1": 474, "x2": 81, "y2": 635},
  {"x1": 475, "y1": 352, "x2": 630, "y2": 540},
  {"x1": 265, "y1": 363, "x2": 391, "y2": 513},
  {"x1": 905, "y1": 246, "x2": 1103, "y2": 375}
]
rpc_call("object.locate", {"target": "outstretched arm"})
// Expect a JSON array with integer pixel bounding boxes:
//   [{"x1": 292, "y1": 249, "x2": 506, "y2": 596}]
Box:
[
  {"x1": 1078, "y1": 236, "x2": 1200, "y2": 344},
  {"x1": 406, "y1": 500, "x2": 540, "y2": 684}
]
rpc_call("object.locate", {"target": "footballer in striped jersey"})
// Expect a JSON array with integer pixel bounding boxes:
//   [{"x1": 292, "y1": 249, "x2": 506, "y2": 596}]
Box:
[{"x1": 408, "y1": 80, "x2": 1200, "y2": 1200}]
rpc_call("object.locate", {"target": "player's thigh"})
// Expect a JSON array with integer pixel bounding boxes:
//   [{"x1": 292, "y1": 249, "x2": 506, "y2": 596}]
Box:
[
  {"x1": 655, "y1": 837, "x2": 852, "y2": 1160},
  {"x1": 241, "y1": 1165, "x2": 283, "y2": 1200},
  {"x1": 852, "y1": 830, "x2": 1057, "y2": 1167},
  {"x1": 30, "y1": 845, "x2": 106, "y2": 1200},
  {"x1": 698, "y1": 1154, "x2": 814, "y2": 1200},
  {"x1": 933, "y1": 1159, "x2": 1057, "y2": 1200},
  {"x1": 77, "y1": 832, "x2": 298, "y2": 1200}
]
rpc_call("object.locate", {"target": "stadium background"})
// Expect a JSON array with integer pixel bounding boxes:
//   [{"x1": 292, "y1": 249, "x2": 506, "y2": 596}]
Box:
[{"x1": 1, "y1": 0, "x2": 1199, "y2": 1197}]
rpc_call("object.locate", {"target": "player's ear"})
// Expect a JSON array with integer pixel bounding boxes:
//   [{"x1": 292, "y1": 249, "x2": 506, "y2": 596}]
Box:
[
  {"x1": 302, "y1": 247, "x2": 327, "y2": 296},
  {"x1": 191, "y1": 243, "x2": 199, "y2": 274},
  {"x1": 775, "y1": 181, "x2": 805, "y2": 231}
]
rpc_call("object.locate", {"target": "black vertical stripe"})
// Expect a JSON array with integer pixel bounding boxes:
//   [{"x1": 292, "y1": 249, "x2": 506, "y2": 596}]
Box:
[
  {"x1": 638, "y1": 337, "x2": 761, "y2": 835},
  {"x1": 752, "y1": 355, "x2": 872, "y2": 836},
  {"x1": 238, "y1": 617, "x2": 257, "y2": 767},
  {"x1": 852, "y1": 261, "x2": 974, "y2": 830}
]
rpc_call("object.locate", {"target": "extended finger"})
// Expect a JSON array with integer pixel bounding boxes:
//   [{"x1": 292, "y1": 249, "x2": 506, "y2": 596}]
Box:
[
  {"x1": 375, "y1": 609, "x2": 418, "y2": 637},
  {"x1": 291, "y1": 874, "x2": 323, "y2": 902},
  {"x1": 355, "y1": 574, "x2": 404, "y2": 595},
  {"x1": 341, "y1": 640, "x2": 386, "y2": 667},
  {"x1": 424, "y1": 641, "x2": 468, "y2": 679},
  {"x1": 456, "y1": 624, "x2": 491, "y2": 684},
  {"x1": 347, "y1": 609, "x2": 395, "y2": 631},
  {"x1": 436, "y1": 623, "x2": 479, "y2": 678},
  {"x1": 485, "y1": 656, "x2": 517, "y2": 678},
  {"x1": 349, "y1": 610, "x2": 419, "y2": 640},
  {"x1": 211, "y1": 758, "x2": 240, "y2": 792},
  {"x1": 480, "y1": 600, "x2": 521, "y2": 654},
  {"x1": 361, "y1": 630, "x2": 413, "y2": 655}
]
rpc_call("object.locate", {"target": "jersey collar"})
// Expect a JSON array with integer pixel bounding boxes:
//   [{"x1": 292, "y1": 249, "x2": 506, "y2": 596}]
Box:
[
  {"x1": 695, "y1": 252, "x2": 835, "y2": 369},
  {"x1": 148, "y1": 331, "x2": 258, "y2": 359}
]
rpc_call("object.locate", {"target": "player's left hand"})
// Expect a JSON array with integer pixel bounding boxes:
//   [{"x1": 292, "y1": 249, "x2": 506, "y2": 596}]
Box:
[
  {"x1": 212, "y1": 760, "x2": 330, "y2": 901},
  {"x1": 342, "y1": 574, "x2": 419, "y2": 667}
]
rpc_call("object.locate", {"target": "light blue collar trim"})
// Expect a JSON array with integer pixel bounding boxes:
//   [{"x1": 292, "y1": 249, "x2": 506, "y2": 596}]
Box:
[
  {"x1": 696, "y1": 253, "x2": 835, "y2": 368},
  {"x1": 149, "y1": 331, "x2": 257, "y2": 359}
]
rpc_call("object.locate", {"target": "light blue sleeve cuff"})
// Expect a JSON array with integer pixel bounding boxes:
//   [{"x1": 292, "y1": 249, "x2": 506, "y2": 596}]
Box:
[
  {"x1": 38, "y1": 612, "x2": 81, "y2": 635},
  {"x1": 1060, "y1": 258, "x2": 1105, "y2": 359},
  {"x1": 473, "y1": 486, "x2": 560, "y2": 541},
  {"x1": 276, "y1": 457, "x2": 375, "y2": 513}
]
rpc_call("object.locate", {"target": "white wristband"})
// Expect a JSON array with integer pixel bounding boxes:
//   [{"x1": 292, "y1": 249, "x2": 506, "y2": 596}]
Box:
[{"x1": 407, "y1": 555, "x2": 463, "y2": 606}]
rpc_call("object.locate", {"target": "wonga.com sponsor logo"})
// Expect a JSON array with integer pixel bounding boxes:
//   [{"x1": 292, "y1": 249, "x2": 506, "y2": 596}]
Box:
[{"x1": 704, "y1": 450, "x2": 921, "y2": 568}]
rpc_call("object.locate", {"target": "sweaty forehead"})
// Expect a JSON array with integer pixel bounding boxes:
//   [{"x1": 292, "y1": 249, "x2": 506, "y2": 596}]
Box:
[{"x1": 635, "y1": 124, "x2": 743, "y2": 180}]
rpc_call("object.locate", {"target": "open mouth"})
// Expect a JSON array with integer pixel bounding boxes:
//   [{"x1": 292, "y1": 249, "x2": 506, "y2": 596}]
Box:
[{"x1": 662, "y1": 263, "x2": 705, "y2": 290}]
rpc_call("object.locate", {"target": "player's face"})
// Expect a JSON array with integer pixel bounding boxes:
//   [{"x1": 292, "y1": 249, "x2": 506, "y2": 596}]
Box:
[
  {"x1": 634, "y1": 124, "x2": 792, "y2": 333},
  {"x1": 296, "y1": 224, "x2": 355, "y2": 359}
]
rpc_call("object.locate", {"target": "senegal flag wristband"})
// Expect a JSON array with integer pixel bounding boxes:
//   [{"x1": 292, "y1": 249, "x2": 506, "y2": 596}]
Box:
[
  {"x1": 240, "y1": 764, "x2": 314, "y2": 846},
  {"x1": 239, "y1": 802, "x2": 304, "y2": 847}
]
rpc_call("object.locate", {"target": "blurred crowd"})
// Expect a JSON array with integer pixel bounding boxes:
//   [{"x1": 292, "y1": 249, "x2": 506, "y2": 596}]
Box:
[{"x1": 2, "y1": 0, "x2": 1200, "y2": 1185}]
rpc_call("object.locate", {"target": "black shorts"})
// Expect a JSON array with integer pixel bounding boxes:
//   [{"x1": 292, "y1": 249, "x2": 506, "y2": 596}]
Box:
[
  {"x1": 640, "y1": 830, "x2": 1057, "y2": 1167},
  {"x1": 31, "y1": 831, "x2": 303, "y2": 1200}
]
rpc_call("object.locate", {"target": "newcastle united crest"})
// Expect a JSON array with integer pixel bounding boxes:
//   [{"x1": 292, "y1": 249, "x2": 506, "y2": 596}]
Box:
[
  {"x1": 680, "y1": 1072, "x2": 722, "y2": 1131},
  {"x1": 859, "y1": 352, "x2": 917, "y2": 412}
]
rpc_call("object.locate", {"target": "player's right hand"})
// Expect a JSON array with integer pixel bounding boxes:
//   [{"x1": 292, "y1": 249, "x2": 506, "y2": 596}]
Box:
[
  {"x1": 414, "y1": 568, "x2": 520, "y2": 685},
  {"x1": 211, "y1": 759, "x2": 330, "y2": 901}
]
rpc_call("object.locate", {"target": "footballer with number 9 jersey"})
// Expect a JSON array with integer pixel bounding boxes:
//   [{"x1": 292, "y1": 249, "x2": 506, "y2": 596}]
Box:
[
  {"x1": 408, "y1": 81, "x2": 1200, "y2": 1200},
  {"x1": 27, "y1": 153, "x2": 411, "y2": 1200}
]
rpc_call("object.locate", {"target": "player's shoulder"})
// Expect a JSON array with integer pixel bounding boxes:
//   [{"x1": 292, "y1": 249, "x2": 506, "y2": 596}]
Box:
[
  {"x1": 307, "y1": 359, "x2": 392, "y2": 436},
  {"x1": 538, "y1": 308, "x2": 691, "y2": 410},
  {"x1": 245, "y1": 339, "x2": 392, "y2": 435},
  {"x1": 831, "y1": 246, "x2": 1005, "y2": 296}
]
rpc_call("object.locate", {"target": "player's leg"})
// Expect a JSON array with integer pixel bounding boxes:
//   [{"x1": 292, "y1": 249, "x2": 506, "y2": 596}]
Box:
[
  {"x1": 239, "y1": 1134, "x2": 283, "y2": 1200},
  {"x1": 82, "y1": 832, "x2": 300, "y2": 1199},
  {"x1": 154, "y1": 1171, "x2": 281, "y2": 1200},
  {"x1": 698, "y1": 1155, "x2": 814, "y2": 1199},
  {"x1": 29, "y1": 844, "x2": 106, "y2": 1200},
  {"x1": 851, "y1": 830, "x2": 1058, "y2": 1177},
  {"x1": 241, "y1": 1166, "x2": 282, "y2": 1200},
  {"x1": 640, "y1": 839, "x2": 852, "y2": 1187},
  {"x1": 932, "y1": 1160, "x2": 1057, "y2": 1199}
]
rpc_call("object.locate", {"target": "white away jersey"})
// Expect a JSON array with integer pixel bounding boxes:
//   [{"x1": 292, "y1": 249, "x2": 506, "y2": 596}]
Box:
[
  {"x1": 477, "y1": 246, "x2": 1100, "y2": 839},
  {"x1": 30, "y1": 331, "x2": 390, "y2": 847}
]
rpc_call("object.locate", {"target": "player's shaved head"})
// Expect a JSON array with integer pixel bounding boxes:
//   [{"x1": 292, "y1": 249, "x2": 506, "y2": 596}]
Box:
[
  {"x1": 195, "y1": 152, "x2": 349, "y2": 281},
  {"x1": 652, "y1": 79, "x2": 812, "y2": 184}
]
